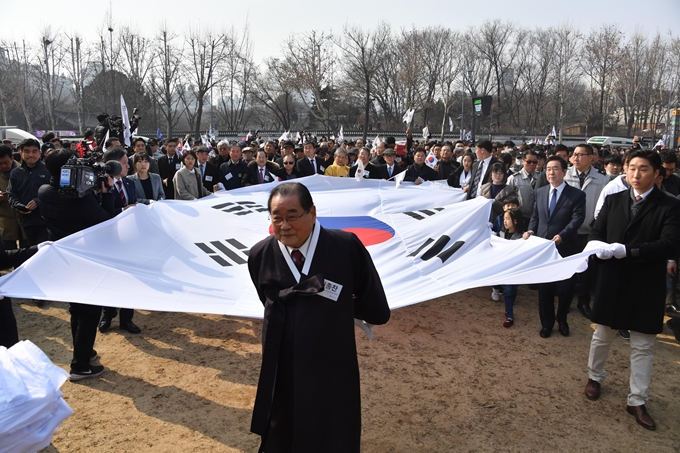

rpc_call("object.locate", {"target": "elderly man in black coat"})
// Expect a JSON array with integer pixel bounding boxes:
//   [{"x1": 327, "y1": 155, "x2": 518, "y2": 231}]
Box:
[
  {"x1": 248, "y1": 182, "x2": 390, "y2": 453},
  {"x1": 584, "y1": 150, "x2": 680, "y2": 431}
]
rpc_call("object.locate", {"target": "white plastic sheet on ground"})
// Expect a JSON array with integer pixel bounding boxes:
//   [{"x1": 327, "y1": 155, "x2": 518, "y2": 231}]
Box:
[
  {"x1": 0, "y1": 175, "x2": 604, "y2": 318},
  {"x1": 0, "y1": 340, "x2": 73, "y2": 453}
]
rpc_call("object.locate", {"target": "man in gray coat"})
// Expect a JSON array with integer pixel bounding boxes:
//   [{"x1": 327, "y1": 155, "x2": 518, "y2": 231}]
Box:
[
  {"x1": 506, "y1": 150, "x2": 540, "y2": 226},
  {"x1": 564, "y1": 144, "x2": 609, "y2": 318}
]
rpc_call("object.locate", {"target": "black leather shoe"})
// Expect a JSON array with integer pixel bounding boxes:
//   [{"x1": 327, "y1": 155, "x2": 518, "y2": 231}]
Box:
[
  {"x1": 98, "y1": 317, "x2": 112, "y2": 332},
  {"x1": 626, "y1": 404, "x2": 656, "y2": 430},
  {"x1": 585, "y1": 379, "x2": 601, "y2": 400},
  {"x1": 539, "y1": 327, "x2": 552, "y2": 338},
  {"x1": 577, "y1": 303, "x2": 592, "y2": 318},
  {"x1": 121, "y1": 321, "x2": 141, "y2": 334},
  {"x1": 666, "y1": 318, "x2": 680, "y2": 342},
  {"x1": 558, "y1": 321, "x2": 570, "y2": 336}
]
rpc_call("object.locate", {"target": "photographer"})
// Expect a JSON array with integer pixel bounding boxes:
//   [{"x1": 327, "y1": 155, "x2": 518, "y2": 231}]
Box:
[{"x1": 37, "y1": 148, "x2": 117, "y2": 381}]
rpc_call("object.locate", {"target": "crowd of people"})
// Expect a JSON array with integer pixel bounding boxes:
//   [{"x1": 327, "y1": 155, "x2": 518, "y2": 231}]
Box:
[{"x1": 0, "y1": 126, "x2": 679, "y2": 436}]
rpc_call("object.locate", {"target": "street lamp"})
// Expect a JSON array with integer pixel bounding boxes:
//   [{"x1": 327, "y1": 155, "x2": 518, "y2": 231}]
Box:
[
  {"x1": 468, "y1": 69, "x2": 476, "y2": 141},
  {"x1": 108, "y1": 26, "x2": 114, "y2": 113}
]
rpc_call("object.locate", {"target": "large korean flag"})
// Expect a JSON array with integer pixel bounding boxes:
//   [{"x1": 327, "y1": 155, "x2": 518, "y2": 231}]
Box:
[{"x1": 0, "y1": 176, "x2": 600, "y2": 319}]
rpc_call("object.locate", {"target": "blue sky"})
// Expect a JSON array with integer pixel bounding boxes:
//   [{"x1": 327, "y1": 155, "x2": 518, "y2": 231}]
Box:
[{"x1": 3, "y1": 0, "x2": 679, "y2": 62}]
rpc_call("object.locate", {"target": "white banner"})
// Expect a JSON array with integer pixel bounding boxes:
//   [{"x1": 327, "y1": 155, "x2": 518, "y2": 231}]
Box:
[{"x1": 0, "y1": 176, "x2": 600, "y2": 319}]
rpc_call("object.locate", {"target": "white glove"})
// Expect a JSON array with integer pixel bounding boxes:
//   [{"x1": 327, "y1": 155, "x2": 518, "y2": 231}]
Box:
[
  {"x1": 596, "y1": 249, "x2": 614, "y2": 260},
  {"x1": 610, "y1": 243, "x2": 627, "y2": 259},
  {"x1": 354, "y1": 318, "x2": 375, "y2": 341}
]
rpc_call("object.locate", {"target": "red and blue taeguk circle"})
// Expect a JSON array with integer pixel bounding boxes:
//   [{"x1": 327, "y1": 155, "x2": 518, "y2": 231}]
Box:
[{"x1": 268, "y1": 216, "x2": 395, "y2": 246}]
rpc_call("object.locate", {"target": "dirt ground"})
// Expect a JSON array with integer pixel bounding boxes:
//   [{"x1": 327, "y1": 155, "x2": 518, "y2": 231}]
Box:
[{"x1": 10, "y1": 286, "x2": 679, "y2": 452}]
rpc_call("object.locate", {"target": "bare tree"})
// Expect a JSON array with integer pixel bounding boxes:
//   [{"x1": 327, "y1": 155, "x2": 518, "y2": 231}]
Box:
[
  {"x1": 282, "y1": 31, "x2": 336, "y2": 130},
  {"x1": 335, "y1": 23, "x2": 391, "y2": 140},
  {"x1": 36, "y1": 27, "x2": 67, "y2": 130},
  {"x1": 63, "y1": 34, "x2": 91, "y2": 134},
  {"x1": 148, "y1": 25, "x2": 184, "y2": 137},
  {"x1": 251, "y1": 58, "x2": 296, "y2": 130},
  {"x1": 582, "y1": 24, "x2": 623, "y2": 134},
  {"x1": 434, "y1": 31, "x2": 463, "y2": 139},
  {"x1": 552, "y1": 24, "x2": 583, "y2": 142},
  {"x1": 215, "y1": 26, "x2": 255, "y2": 132}
]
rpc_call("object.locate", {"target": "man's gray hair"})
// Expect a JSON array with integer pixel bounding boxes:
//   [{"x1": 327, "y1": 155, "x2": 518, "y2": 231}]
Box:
[{"x1": 217, "y1": 139, "x2": 230, "y2": 148}]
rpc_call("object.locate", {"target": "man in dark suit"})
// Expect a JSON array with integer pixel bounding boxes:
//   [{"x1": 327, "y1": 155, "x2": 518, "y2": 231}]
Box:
[
  {"x1": 196, "y1": 146, "x2": 219, "y2": 193},
  {"x1": 584, "y1": 150, "x2": 680, "y2": 431},
  {"x1": 98, "y1": 147, "x2": 142, "y2": 335},
  {"x1": 244, "y1": 150, "x2": 280, "y2": 185},
  {"x1": 157, "y1": 138, "x2": 182, "y2": 199},
  {"x1": 295, "y1": 141, "x2": 326, "y2": 177},
  {"x1": 467, "y1": 140, "x2": 499, "y2": 199},
  {"x1": 524, "y1": 156, "x2": 586, "y2": 338},
  {"x1": 375, "y1": 149, "x2": 405, "y2": 180},
  {"x1": 248, "y1": 182, "x2": 390, "y2": 453}
]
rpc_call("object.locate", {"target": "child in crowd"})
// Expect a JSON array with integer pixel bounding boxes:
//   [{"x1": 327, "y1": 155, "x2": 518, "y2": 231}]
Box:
[
  {"x1": 499, "y1": 207, "x2": 525, "y2": 327},
  {"x1": 491, "y1": 195, "x2": 520, "y2": 234}
]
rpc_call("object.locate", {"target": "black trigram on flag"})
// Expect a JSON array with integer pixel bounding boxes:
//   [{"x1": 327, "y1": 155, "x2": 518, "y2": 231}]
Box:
[
  {"x1": 211, "y1": 201, "x2": 268, "y2": 216},
  {"x1": 408, "y1": 235, "x2": 465, "y2": 264},
  {"x1": 403, "y1": 207, "x2": 444, "y2": 220},
  {"x1": 195, "y1": 239, "x2": 250, "y2": 267}
]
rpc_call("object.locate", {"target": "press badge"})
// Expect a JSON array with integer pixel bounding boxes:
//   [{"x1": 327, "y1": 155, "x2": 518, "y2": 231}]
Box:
[
  {"x1": 205, "y1": 175, "x2": 213, "y2": 181},
  {"x1": 175, "y1": 163, "x2": 181, "y2": 170},
  {"x1": 318, "y1": 279, "x2": 343, "y2": 301},
  {"x1": 225, "y1": 173, "x2": 233, "y2": 180}
]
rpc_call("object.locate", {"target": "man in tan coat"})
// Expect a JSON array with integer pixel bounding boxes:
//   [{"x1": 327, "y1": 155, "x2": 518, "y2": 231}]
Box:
[{"x1": 0, "y1": 145, "x2": 24, "y2": 250}]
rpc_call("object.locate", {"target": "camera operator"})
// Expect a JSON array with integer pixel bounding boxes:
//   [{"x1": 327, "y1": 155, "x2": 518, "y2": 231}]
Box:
[
  {"x1": 97, "y1": 147, "x2": 142, "y2": 335},
  {"x1": 37, "y1": 148, "x2": 118, "y2": 381},
  {"x1": 94, "y1": 114, "x2": 109, "y2": 147}
]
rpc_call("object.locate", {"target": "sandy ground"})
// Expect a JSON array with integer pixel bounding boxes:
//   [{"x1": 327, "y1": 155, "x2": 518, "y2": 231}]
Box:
[{"x1": 10, "y1": 286, "x2": 679, "y2": 452}]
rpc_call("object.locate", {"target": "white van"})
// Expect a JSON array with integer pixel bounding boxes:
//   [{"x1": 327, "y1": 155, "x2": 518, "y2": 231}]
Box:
[
  {"x1": 0, "y1": 127, "x2": 39, "y2": 143},
  {"x1": 586, "y1": 136, "x2": 634, "y2": 147}
]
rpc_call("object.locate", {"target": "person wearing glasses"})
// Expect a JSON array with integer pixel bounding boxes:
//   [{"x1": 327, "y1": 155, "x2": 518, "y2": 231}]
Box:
[
  {"x1": 506, "y1": 150, "x2": 540, "y2": 227},
  {"x1": 564, "y1": 143, "x2": 610, "y2": 320},
  {"x1": 248, "y1": 182, "x2": 390, "y2": 453},
  {"x1": 275, "y1": 155, "x2": 300, "y2": 180}
]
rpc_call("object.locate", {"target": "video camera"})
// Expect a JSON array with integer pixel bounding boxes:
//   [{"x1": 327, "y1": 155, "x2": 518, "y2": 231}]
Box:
[
  {"x1": 58, "y1": 155, "x2": 122, "y2": 198},
  {"x1": 95, "y1": 108, "x2": 142, "y2": 147}
]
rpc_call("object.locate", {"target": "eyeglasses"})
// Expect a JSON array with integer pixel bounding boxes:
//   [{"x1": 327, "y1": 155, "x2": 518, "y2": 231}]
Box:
[
  {"x1": 284, "y1": 161, "x2": 295, "y2": 165},
  {"x1": 524, "y1": 160, "x2": 538, "y2": 164},
  {"x1": 572, "y1": 153, "x2": 591, "y2": 158},
  {"x1": 269, "y1": 209, "x2": 310, "y2": 226}
]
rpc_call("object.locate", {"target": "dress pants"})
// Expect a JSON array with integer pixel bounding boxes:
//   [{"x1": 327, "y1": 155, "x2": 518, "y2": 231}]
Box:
[
  {"x1": 538, "y1": 276, "x2": 575, "y2": 328},
  {"x1": 0, "y1": 297, "x2": 19, "y2": 348},
  {"x1": 103, "y1": 307, "x2": 134, "y2": 324},
  {"x1": 587, "y1": 324, "x2": 656, "y2": 406},
  {"x1": 69, "y1": 302, "x2": 102, "y2": 371}
]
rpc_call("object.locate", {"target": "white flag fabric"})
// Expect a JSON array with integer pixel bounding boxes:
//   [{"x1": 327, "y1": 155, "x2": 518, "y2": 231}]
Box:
[
  {"x1": 551, "y1": 125, "x2": 557, "y2": 137},
  {"x1": 449, "y1": 117, "x2": 454, "y2": 132},
  {"x1": 120, "y1": 95, "x2": 131, "y2": 147},
  {"x1": 394, "y1": 171, "x2": 406, "y2": 188},
  {"x1": 354, "y1": 159, "x2": 365, "y2": 181},
  {"x1": 295, "y1": 131, "x2": 302, "y2": 144},
  {"x1": 402, "y1": 108, "x2": 415, "y2": 124},
  {"x1": 425, "y1": 151, "x2": 438, "y2": 169},
  {"x1": 0, "y1": 340, "x2": 73, "y2": 453},
  {"x1": 338, "y1": 125, "x2": 344, "y2": 143},
  {"x1": 101, "y1": 130, "x2": 110, "y2": 152},
  {"x1": 0, "y1": 176, "x2": 602, "y2": 319},
  {"x1": 372, "y1": 135, "x2": 381, "y2": 151},
  {"x1": 465, "y1": 130, "x2": 472, "y2": 140},
  {"x1": 183, "y1": 139, "x2": 192, "y2": 153},
  {"x1": 655, "y1": 138, "x2": 665, "y2": 148},
  {"x1": 422, "y1": 126, "x2": 429, "y2": 140}
]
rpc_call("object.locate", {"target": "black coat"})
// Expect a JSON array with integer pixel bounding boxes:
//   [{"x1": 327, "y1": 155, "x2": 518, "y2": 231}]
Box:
[
  {"x1": 157, "y1": 153, "x2": 182, "y2": 199},
  {"x1": 197, "y1": 161, "x2": 220, "y2": 193},
  {"x1": 295, "y1": 156, "x2": 326, "y2": 177},
  {"x1": 349, "y1": 162, "x2": 380, "y2": 179},
  {"x1": 589, "y1": 187, "x2": 680, "y2": 334},
  {"x1": 404, "y1": 163, "x2": 438, "y2": 182},
  {"x1": 112, "y1": 177, "x2": 138, "y2": 213},
  {"x1": 247, "y1": 226, "x2": 390, "y2": 452},
  {"x1": 7, "y1": 161, "x2": 50, "y2": 227},
  {"x1": 37, "y1": 182, "x2": 117, "y2": 241},
  {"x1": 218, "y1": 159, "x2": 249, "y2": 190},
  {"x1": 447, "y1": 165, "x2": 472, "y2": 188},
  {"x1": 528, "y1": 184, "x2": 586, "y2": 257},
  {"x1": 436, "y1": 159, "x2": 459, "y2": 180},
  {"x1": 374, "y1": 163, "x2": 404, "y2": 180},
  {"x1": 244, "y1": 161, "x2": 280, "y2": 186}
]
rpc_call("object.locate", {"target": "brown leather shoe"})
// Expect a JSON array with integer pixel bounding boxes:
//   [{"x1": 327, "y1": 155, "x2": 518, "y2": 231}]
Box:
[
  {"x1": 584, "y1": 379, "x2": 601, "y2": 401},
  {"x1": 626, "y1": 404, "x2": 656, "y2": 430}
]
